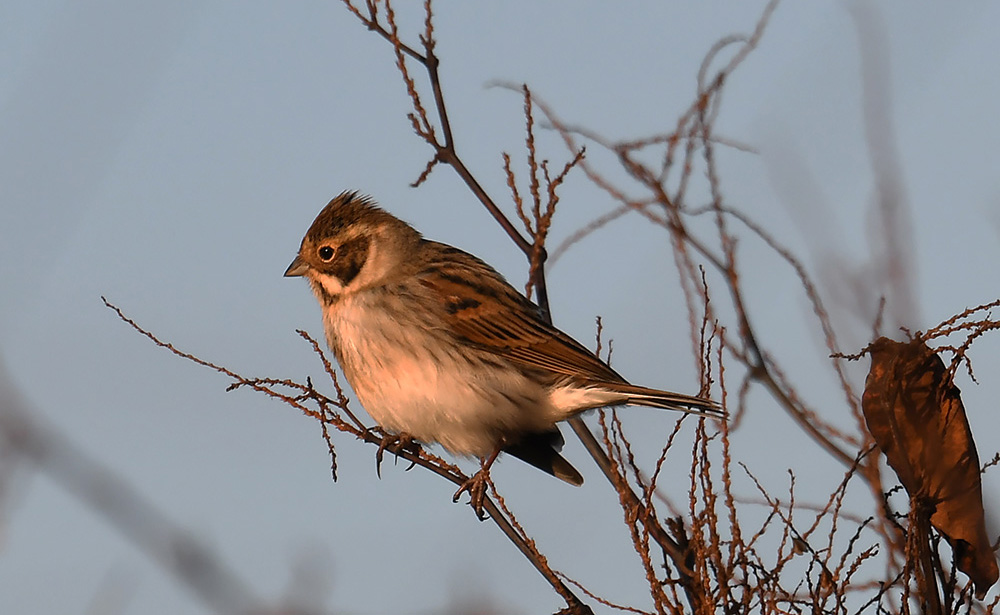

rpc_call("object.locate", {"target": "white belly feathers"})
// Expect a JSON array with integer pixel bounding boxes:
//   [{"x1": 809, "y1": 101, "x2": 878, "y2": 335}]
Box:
[{"x1": 323, "y1": 292, "x2": 557, "y2": 457}]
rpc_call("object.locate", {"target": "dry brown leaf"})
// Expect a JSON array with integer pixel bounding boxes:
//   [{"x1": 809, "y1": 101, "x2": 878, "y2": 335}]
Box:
[{"x1": 862, "y1": 337, "x2": 998, "y2": 599}]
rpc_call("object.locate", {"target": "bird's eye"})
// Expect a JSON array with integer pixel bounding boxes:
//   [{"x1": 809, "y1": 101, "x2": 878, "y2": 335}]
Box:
[{"x1": 318, "y1": 246, "x2": 335, "y2": 261}]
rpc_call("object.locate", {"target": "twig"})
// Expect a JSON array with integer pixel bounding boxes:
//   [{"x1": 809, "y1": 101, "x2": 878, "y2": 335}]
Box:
[
  {"x1": 0, "y1": 364, "x2": 262, "y2": 615},
  {"x1": 104, "y1": 297, "x2": 589, "y2": 612}
]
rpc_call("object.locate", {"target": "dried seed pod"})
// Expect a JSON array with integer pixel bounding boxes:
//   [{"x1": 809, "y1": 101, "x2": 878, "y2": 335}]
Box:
[{"x1": 863, "y1": 337, "x2": 997, "y2": 599}]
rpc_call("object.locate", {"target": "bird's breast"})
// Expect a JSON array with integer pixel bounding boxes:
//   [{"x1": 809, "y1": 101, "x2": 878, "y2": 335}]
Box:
[{"x1": 320, "y1": 291, "x2": 556, "y2": 456}]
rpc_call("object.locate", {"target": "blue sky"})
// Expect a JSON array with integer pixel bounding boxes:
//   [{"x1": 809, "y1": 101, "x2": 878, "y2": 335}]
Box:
[{"x1": 2, "y1": 2, "x2": 999, "y2": 613}]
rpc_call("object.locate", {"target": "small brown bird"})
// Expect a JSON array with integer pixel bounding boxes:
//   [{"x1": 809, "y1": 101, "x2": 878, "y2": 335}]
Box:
[{"x1": 285, "y1": 192, "x2": 720, "y2": 485}]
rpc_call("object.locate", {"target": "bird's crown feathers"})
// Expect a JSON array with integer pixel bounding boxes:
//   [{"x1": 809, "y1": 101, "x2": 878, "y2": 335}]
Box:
[{"x1": 304, "y1": 191, "x2": 419, "y2": 243}]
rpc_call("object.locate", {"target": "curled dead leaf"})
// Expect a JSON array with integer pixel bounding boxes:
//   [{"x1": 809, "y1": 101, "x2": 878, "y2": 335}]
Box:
[{"x1": 862, "y1": 337, "x2": 998, "y2": 599}]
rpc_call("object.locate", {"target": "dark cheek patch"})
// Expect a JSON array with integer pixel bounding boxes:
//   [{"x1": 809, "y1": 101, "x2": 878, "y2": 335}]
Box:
[{"x1": 327, "y1": 235, "x2": 369, "y2": 285}]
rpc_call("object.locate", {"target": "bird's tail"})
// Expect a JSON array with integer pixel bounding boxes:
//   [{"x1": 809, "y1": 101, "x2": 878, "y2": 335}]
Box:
[
  {"x1": 504, "y1": 429, "x2": 584, "y2": 486},
  {"x1": 611, "y1": 382, "x2": 723, "y2": 417}
]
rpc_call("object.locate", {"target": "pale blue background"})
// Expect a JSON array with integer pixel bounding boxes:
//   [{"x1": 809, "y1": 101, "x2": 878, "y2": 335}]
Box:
[{"x1": 2, "y1": 2, "x2": 998, "y2": 613}]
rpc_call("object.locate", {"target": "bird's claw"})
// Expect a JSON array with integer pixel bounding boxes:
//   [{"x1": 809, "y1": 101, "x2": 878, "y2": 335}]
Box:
[
  {"x1": 453, "y1": 468, "x2": 492, "y2": 520},
  {"x1": 373, "y1": 431, "x2": 421, "y2": 478}
]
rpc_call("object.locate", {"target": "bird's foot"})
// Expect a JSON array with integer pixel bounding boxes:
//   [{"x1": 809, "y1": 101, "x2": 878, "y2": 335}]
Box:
[
  {"x1": 452, "y1": 447, "x2": 502, "y2": 520},
  {"x1": 453, "y1": 468, "x2": 492, "y2": 520},
  {"x1": 372, "y1": 430, "x2": 421, "y2": 478}
]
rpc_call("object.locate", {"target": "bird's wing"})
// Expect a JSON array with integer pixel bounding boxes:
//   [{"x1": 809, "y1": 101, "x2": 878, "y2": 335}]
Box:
[{"x1": 417, "y1": 243, "x2": 624, "y2": 385}]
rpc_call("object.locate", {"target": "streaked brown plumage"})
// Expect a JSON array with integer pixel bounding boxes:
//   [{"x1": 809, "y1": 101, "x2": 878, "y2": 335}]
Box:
[{"x1": 286, "y1": 191, "x2": 721, "y2": 484}]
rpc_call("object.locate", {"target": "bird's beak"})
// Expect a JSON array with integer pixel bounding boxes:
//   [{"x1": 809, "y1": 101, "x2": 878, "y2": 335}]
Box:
[{"x1": 284, "y1": 255, "x2": 309, "y2": 277}]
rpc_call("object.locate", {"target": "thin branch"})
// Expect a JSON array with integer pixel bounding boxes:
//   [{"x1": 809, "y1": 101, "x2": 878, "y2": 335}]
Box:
[
  {"x1": 103, "y1": 298, "x2": 590, "y2": 612},
  {"x1": 0, "y1": 364, "x2": 262, "y2": 615}
]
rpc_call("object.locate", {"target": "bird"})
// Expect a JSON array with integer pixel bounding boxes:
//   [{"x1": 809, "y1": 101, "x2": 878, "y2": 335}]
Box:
[{"x1": 285, "y1": 191, "x2": 721, "y2": 488}]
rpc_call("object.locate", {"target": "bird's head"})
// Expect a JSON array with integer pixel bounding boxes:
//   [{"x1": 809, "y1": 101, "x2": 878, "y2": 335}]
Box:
[{"x1": 284, "y1": 191, "x2": 422, "y2": 302}]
